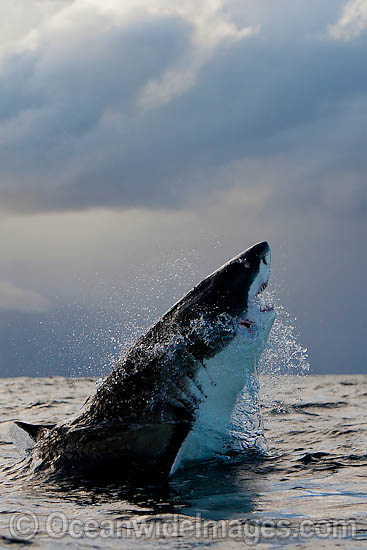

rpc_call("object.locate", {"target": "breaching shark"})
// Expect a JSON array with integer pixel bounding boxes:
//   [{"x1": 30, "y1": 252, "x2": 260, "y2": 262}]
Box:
[{"x1": 13, "y1": 241, "x2": 275, "y2": 481}]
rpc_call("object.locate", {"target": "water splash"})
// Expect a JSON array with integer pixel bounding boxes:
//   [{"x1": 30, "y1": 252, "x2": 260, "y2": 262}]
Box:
[
  {"x1": 57, "y1": 249, "x2": 200, "y2": 378},
  {"x1": 257, "y1": 286, "x2": 310, "y2": 410},
  {"x1": 230, "y1": 368, "x2": 267, "y2": 455}
]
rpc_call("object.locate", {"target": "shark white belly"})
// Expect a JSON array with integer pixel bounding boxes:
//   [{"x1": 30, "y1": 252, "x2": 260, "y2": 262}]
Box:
[{"x1": 172, "y1": 304, "x2": 275, "y2": 472}]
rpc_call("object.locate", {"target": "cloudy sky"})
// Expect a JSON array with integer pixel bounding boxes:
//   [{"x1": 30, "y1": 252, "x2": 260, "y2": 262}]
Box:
[{"x1": 0, "y1": 0, "x2": 366, "y2": 377}]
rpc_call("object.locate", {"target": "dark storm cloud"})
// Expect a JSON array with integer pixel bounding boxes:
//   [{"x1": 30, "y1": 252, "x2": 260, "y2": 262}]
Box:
[
  {"x1": 0, "y1": 0, "x2": 366, "y2": 213},
  {"x1": 0, "y1": 16, "x2": 189, "y2": 125},
  {"x1": 0, "y1": 9, "x2": 193, "y2": 211}
]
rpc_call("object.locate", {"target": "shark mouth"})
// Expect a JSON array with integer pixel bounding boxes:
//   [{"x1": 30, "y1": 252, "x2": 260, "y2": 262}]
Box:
[
  {"x1": 256, "y1": 282, "x2": 274, "y2": 312},
  {"x1": 239, "y1": 281, "x2": 274, "y2": 329}
]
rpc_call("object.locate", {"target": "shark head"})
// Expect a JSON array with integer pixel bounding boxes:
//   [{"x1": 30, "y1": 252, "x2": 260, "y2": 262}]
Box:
[{"x1": 168, "y1": 241, "x2": 275, "y2": 359}]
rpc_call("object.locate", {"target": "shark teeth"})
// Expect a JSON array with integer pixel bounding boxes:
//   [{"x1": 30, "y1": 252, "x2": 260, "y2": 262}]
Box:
[{"x1": 257, "y1": 282, "x2": 268, "y2": 295}]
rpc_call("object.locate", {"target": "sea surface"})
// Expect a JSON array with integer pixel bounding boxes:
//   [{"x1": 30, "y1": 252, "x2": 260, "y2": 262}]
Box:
[{"x1": 0, "y1": 374, "x2": 367, "y2": 549}]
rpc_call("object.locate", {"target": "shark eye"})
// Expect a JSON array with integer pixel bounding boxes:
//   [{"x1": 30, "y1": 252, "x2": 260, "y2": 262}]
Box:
[
  {"x1": 244, "y1": 260, "x2": 251, "y2": 269},
  {"x1": 262, "y1": 257, "x2": 268, "y2": 265}
]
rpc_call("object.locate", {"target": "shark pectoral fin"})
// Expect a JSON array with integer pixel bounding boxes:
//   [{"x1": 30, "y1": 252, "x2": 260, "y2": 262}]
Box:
[
  {"x1": 67, "y1": 421, "x2": 192, "y2": 479},
  {"x1": 13, "y1": 421, "x2": 55, "y2": 443},
  {"x1": 127, "y1": 421, "x2": 192, "y2": 478},
  {"x1": 123, "y1": 422, "x2": 190, "y2": 459}
]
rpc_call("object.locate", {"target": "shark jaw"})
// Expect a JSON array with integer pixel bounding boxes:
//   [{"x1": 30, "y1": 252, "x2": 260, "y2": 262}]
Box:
[{"x1": 239, "y1": 245, "x2": 274, "y2": 328}]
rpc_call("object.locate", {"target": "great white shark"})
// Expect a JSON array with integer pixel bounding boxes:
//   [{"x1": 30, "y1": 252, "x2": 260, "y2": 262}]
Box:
[{"x1": 13, "y1": 241, "x2": 275, "y2": 481}]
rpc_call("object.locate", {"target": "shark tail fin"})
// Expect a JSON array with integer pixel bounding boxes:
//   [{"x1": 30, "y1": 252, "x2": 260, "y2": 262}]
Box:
[{"x1": 13, "y1": 421, "x2": 55, "y2": 443}]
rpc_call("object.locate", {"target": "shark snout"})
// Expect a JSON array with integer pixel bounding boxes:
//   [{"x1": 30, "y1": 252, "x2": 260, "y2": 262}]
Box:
[
  {"x1": 245, "y1": 241, "x2": 272, "y2": 302},
  {"x1": 245, "y1": 241, "x2": 271, "y2": 278},
  {"x1": 247, "y1": 241, "x2": 270, "y2": 261}
]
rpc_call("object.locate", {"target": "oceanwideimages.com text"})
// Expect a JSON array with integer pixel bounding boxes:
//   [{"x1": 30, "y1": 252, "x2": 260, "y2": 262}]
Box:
[{"x1": 8, "y1": 511, "x2": 357, "y2": 545}]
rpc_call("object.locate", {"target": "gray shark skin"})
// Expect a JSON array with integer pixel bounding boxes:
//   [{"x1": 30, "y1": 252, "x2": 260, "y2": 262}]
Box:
[{"x1": 13, "y1": 241, "x2": 275, "y2": 481}]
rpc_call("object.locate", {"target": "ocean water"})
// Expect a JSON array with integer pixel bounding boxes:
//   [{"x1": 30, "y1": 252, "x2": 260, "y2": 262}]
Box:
[{"x1": 1, "y1": 374, "x2": 367, "y2": 549}]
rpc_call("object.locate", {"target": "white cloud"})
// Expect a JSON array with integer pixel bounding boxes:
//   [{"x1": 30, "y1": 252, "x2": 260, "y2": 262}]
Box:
[
  {"x1": 329, "y1": 0, "x2": 367, "y2": 40},
  {"x1": 0, "y1": 0, "x2": 70, "y2": 55},
  {"x1": 0, "y1": 281, "x2": 50, "y2": 312},
  {"x1": 137, "y1": 1, "x2": 258, "y2": 108},
  {"x1": 138, "y1": 24, "x2": 257, "y2": 108}
]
